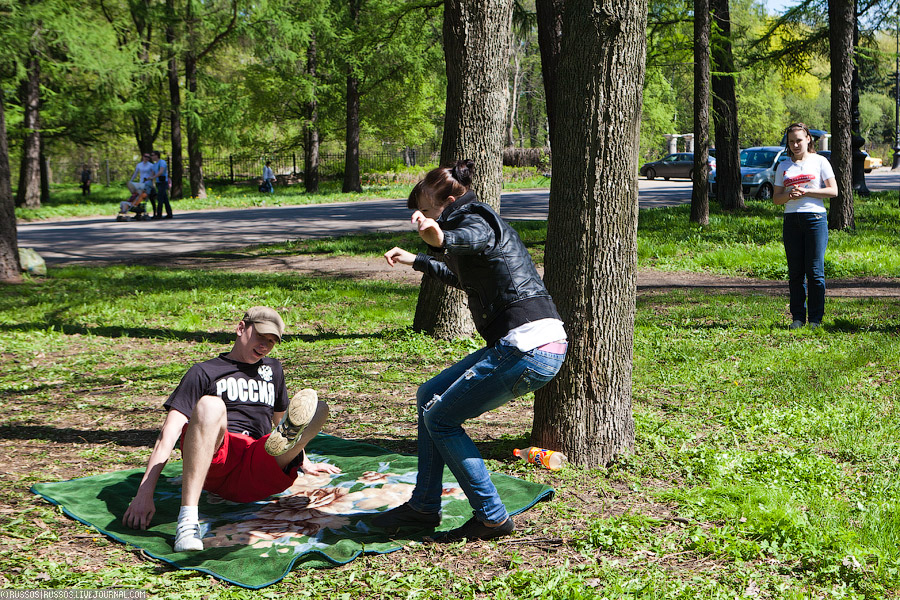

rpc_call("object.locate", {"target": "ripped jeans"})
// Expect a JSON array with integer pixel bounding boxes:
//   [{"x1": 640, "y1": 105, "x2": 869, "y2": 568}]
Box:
[{"x1": 408, "y1": 341, "x2": 566, "y2": 525}]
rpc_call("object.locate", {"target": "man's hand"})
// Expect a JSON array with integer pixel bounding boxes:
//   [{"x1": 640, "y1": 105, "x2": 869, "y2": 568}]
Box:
[
  {"x1": 301, "y1": 453, "x2": 342, "y2": 476},
  {"x1": 123, "y1": 494, "x2": 156, "y2": 530},
  {"x1": 412, "y1": 210, "x2": 444, "y2": 248},
  {"x1": 384, "y1": 247, "x2": 416, "y2": 267}
]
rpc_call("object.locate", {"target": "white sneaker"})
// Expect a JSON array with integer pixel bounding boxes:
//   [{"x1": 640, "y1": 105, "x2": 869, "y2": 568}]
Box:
[
  {"x1": 265, "y1": 389, "x2": 318, "y2": 456},
  {"x1": 174, "y1": 521, "x2": 203, "y2": 552}
]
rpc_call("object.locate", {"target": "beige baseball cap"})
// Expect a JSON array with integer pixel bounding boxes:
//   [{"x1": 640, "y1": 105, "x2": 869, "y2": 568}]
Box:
[{"x1": 242, "y1": 306, "x2": 285, "y2": 342}]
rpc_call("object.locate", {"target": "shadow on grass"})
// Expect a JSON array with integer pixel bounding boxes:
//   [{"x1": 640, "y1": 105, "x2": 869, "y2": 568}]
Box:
[
  {"x1": 0, "y1": 321, "x2": 389, "y2": 344},
  {"x1": 0, "y1": 424, "x2": 158, "y2": 447}
]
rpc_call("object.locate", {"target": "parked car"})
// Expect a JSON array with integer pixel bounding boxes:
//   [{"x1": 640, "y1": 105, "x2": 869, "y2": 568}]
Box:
[
  {"x1": 817, "y1": 150, "x2": 882, "y2": 173},
  {"x1": 708, "y1": 146, "x2": 793, "y2": 200},
  {"x1": 640, "y1": 152, "x2": 716, "y2": 181}
]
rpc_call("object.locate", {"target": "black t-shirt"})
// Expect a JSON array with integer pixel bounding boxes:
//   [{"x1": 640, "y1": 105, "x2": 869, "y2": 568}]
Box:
[{"x1": 163, "y1": 353, "x2": 289, "y2": 439}]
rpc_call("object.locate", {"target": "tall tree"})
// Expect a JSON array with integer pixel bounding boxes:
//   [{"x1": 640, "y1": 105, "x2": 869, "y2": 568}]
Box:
[
  {"x1": 15, "y1": 45, "x2": 41, "y2": 209},
  {"x1": 304, "y1": 34, "x2": 320, "y2": 193},
  {"x1": 535, "y1": 0, "x2": 563, "y2": 147},
  {"x1": 342, "y1": 0, "x2": 363, "y2": 193},
  {"x1": 0, "y1": 87, "x2": 19, "y2": 282},
  {"x1": 827, "y1": 0, "x2": 854, "y2": 229},
  {"x1": 531, "y1": 0, "x2": 647, "y2": 466},
  {"x1": 184, "y1": 0, "x2": 239, "y2": 199},
  {"x1": 691, "y1": 0, "x2": 710, "y2": 224},
  {"x1": 166, "y1": 0, "x2": 184, "y2": 199},
  {"x1": 412, "y1": 0, "x2": 513, "y2": 338},
  {"x1": 710, "y1": 0, "x2": 743, "y2": 210}
]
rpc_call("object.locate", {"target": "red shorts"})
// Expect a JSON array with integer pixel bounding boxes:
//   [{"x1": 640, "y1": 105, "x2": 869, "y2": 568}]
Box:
[{"x1": 180, "y1": 427, "x2": 297, "y2": 503}]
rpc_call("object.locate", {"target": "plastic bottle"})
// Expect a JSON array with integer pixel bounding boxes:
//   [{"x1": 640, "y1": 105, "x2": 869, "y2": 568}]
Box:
[{"x1": 513, "y1": 447, "x2": 568, "y2": 471}]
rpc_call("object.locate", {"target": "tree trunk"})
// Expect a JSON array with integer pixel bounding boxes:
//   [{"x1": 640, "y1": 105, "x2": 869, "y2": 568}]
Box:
[
  {"x1": 15, "y1": 50, "x2": 41, "y2": 209},
  {"x1": 691, "y1": 0, "x2": 711, "y2": 225},
  {"x1": 828, "y1": 0, "x2": 855, "y2": 229},
  {"x1": 342, "y1": 73, "x2": 362, "y2": 193},
  {"x1": 185, "y1": 53, "x2": 207, "y2": 199},
  {"x1": 506, "y1": 45, "x2": 521, "y2": 147},
  {"x1": 535, "y1": 0, "x2": 564, "y2": 149},
  {"x1": 412, "y1": 0, "x2": 513, "y2": 339},
  {"x1": 531, "y1": 0, "x2": 645, "y2": 467},
  {"x1": 710, "y1": 0, "x2": 743, "y2": 211},
  {"x1": 304, "y1": 36, "x2": 320, "y2": 194},
  {"x1": 39, "y1": 145, "x2": 50, "y2": 204},
  {"x1": 342, "y1": 0, "x2": 362, "y2": 194},
  {"x1": 0, "y1": 88, "x2": 21, "y2": 282},
  {"x1": 167, "y1": 0, "x2": 184, "y2": 200}
]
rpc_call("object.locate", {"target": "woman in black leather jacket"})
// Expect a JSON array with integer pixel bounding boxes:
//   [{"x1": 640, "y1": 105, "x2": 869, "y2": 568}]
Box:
[{"x1": 374, "y1": 159, "x2": 567, "y2": 542}]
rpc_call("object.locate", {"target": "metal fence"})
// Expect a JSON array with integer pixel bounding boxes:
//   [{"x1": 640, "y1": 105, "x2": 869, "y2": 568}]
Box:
[{"x1": 44, "y1": 144, "x2": 441, "y2": 187}]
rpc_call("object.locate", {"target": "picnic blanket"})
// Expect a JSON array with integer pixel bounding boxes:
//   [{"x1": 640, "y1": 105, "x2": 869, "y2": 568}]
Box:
[{"x1": 31, "y1": 434, "x2": 554, "y2": 589}]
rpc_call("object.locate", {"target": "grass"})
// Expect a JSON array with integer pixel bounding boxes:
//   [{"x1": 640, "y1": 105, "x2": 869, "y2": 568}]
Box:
[
  {"x1": 2, "y1": 192, "x2": 899, "y2": 598},
  {"x1": 231, "y1": 191, "x2": 900, "y2": 280},
  {"x1": 14, "y1": 167, "x2": 551, "y2": 222}
]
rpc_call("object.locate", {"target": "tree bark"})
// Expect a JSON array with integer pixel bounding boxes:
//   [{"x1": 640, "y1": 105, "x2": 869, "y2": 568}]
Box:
[
  {"x1": 167, "y1": 0, "x2": 184, "y2": 200},
  {"x1": 342, "y1": 0, "x2": 362, "y2": 194},
  {"x1": 185, "y1": 52, "x2": 206, "y2": 199},
  {"x1": 304, "y1": 36, "x2": 320, "y2": 194},
  {"x1": 412, "y1": 0, "x2": 513, "y2": 339},
  {"x1": 710, "y1": 0, "x2": 743, "y2": 211},
  {"x1": 828, "y1": 0, "x2": 855, "y2": 230},
  {"x1": 15, "y1": 49, "x2": 42, "y2": 209},
  {"x1": 342, "y1": 73, "x2": 362, "y2": 193},
  {"x1": 535, "y1": 0, "x2": 564, "y2": 149},
  {"x1": 531, "y1": 0, "x2": 646, "y2": 467},
  {"x1": 506, "y1": 44, "x2": 521, "y2": 147},
  {"x1": 0, "y1": 88, "x2": 21, "y2": 282},
  {"x1": 691, "y1": 0, "x2": 711, "y2": 225}
]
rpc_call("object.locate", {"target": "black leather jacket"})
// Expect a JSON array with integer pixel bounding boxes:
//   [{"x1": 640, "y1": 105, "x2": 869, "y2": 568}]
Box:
[{"x1": 412, "y1": 191, "x2": 561, "y2": 346}]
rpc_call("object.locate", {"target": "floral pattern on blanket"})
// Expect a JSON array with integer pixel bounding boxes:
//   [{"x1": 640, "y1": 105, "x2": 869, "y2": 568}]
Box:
[{"x1": 200, "y1": 470, "x2": 465, "y2": 552}]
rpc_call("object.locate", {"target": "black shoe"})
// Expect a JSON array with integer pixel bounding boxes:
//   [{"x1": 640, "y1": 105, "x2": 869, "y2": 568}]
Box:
[
  {"x1": 164, "y1": 214, "x2": 173, "y2": 219},
  {"x1": 789, "y1": 320, "x2": 804, "y2": 330},
  {"x1": 371, "y1": 502, "x2": 441, "y2": 532},
  {"x1": 152, "y1": 215, "x2": 163, "y2": 220},
  {"x1": 808, "y1": 322, "x2": 822, "y2": 330},
  {"x1": 430, "y1": 515, "x2": 515, "y2": 543}
]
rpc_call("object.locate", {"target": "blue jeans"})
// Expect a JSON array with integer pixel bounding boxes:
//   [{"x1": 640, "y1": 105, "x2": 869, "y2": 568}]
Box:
[
  {"x1": 408, "y1": 342, "x2": 566, "y2": 525},
  {"x1": 783, "y1": 212, "x2": 828, "y2": 323}
]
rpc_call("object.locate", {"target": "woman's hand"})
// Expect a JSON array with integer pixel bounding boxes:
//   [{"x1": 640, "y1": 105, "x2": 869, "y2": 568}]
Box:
[
  {"x1": 412, "y1": 210, "x2": 444, "y2": 247},
  {"x1": 384, "y1": 247, "x2": 416, "y2": 267},
  {"x1": 789, "y1": 186, "x2": 807, "y2": 199}
]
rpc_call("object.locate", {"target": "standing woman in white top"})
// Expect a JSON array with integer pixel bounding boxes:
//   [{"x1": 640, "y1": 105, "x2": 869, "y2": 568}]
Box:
[{"x1": 773, "y1": 123, "x2": 838, "y2": 329}]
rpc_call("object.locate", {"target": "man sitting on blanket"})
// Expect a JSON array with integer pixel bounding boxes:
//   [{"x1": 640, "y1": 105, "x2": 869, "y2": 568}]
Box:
[{"x1": 123, "y1": 306, "x2": 340, "y2": 552}]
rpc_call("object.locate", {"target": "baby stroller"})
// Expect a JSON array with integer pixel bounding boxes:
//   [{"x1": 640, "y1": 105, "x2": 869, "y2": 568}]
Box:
[{"x1": 117, "y1": 183, "x2": 153, "y2": 221}]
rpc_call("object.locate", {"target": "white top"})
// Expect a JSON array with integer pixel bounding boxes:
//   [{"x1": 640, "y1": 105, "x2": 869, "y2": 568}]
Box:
[
  {"x1": 500, "y1": 318, "x2": 567, "y2": 352},
  {"x1": 134, "y1": 161, "x2": 157, "y2": 183},
  {"x1": 263, "y1": 166, "x2": 274, "y2": 181},
  {"x1": 774, "y1": 153, "x2": 835, "y2": 214}
]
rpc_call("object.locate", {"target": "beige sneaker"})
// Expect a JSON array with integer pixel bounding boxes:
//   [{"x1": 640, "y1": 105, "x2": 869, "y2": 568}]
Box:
[{"x1": 265, "y1": 389, "x2": 318, "y2": 456}]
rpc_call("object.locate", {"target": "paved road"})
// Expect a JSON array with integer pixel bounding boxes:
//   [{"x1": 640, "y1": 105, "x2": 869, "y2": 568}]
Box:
[{"x1": 17, "y1": 170, "x2": 900, "y2": 265}]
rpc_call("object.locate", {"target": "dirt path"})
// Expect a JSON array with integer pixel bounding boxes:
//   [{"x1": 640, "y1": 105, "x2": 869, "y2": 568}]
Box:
[{"x1": 161, "y1": 253, "x2": 900, "y2": 298}]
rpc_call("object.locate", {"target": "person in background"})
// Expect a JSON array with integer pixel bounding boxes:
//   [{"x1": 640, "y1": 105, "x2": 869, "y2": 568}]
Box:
[
  {"x1": 151, "y1": 151, "x2": 172, "y2": 219},
  {"x1": 127, "y1": 153, "x2": 158, "y2": 216},
  {"x1": 772, "y1": 122, "x2": 838, "y2": 330},
  {"x1": 80, "y1": 165, "x2": 92, "y2": 196},
  {"x1": 262, "y1": 161, "x2": 275, "y2": 193}
]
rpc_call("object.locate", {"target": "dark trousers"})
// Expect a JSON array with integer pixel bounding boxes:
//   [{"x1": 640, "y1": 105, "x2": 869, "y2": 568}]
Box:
[
  {"x1": 156, "y1": 180, "x2": 172, "y2": 217},
  {"x1": 783, "y1": 212, "x2": 828, "y2": 324}
]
